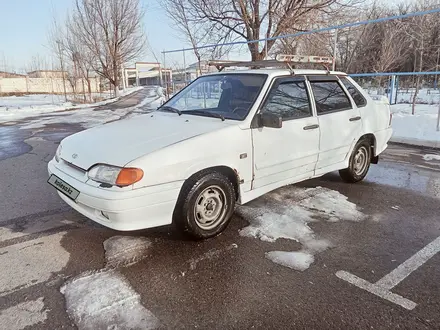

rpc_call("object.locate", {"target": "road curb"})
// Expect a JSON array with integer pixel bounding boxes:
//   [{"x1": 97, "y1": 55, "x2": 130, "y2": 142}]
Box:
[{"x1": 389, "y1": 140, "x2": 440, "y2": 151}]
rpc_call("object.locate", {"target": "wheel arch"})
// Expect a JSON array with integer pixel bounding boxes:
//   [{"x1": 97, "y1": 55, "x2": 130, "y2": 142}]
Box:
[
  {"x1": 181, "y1": 166, "x2": 240, "y2": 202},
  {"x1": 358, "y1": 133, "x2": 378, "y2": 162}
]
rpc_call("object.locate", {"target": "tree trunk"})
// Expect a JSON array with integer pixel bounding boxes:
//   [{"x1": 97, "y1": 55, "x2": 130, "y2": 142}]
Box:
[
  {"x1": 87, "y1": 79, "x2": 92, "y2": 102},
  {"x1": 82, "y1": 78, "x2": 86, "y2": 102},
  {"x1": 412, "y1": 76, "x2": 420, "y2": 115},
  {"x1": 249, "y1": 43, "x2": 262, "y2": 62},
  {"x1": 197, "y1": 55, "x2": 202, "y2": 77},
  {"x1": 113, "y1": 70, "x2": 120, "y2": 97}
]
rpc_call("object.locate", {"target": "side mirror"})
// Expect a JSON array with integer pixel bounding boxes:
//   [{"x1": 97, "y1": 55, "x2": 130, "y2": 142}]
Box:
[{"x1": 260, "y1": 112, "x2": 282, "y2": 128}]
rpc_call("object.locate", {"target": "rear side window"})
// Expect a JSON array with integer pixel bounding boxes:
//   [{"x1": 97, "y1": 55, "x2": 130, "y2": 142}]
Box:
[
  {"x1": 261, "y1": 79, "x2": 312, "y2": 120},
  {"x1": 309, "y1": 81, "x2": 352, "y2": 114},
  {"x1": 340, "y1": 77, "x2": 367, "y2": 107}
]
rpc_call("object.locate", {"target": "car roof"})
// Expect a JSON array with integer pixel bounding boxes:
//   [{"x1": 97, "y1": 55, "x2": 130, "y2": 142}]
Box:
[{"x1": 205, "y1": 69, "x2": 347, "y2": 79}]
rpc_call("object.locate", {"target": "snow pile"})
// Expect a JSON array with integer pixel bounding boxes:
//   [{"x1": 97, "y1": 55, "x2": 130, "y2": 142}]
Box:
[
  {"x1": 0, "y1": 86, "x2": 142, "y2": 123},
  {"x1": 0, "y1": 94, "x2": 71, "y2": 110},
  {"x1": 61, "y1": 270, "x2": 159, "y2": 330},
  {"x1": 19, "y1": 107, "x2": 126, "y2": 130},
  {"x1": 104, "y1": 236, "x2": 152, "y2": 267},
  {"x1": 237, "y1": 186, "x2": 366, "y2": 271},
  {"x1": 390, "y1": 104, "x2": 440, "y2": 147},
  {"x1": 61, "y1": 236, "x2": 159, "y2": 329},
  {"x1": 423, "y1": 154, "x2": 440, "y2": 161}
]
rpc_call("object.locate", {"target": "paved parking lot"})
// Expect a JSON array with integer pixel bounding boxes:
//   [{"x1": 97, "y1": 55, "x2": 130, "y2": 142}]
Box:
[{"x1": 0, "y1": 97, "x2": 439, "y2": 329}]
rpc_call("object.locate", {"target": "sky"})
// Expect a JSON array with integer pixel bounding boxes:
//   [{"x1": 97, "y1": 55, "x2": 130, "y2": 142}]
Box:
[
  {"x1": 0, "y1": 0, "x2": 192, "y2": 73},
  {"x1": 0, "y1": 0, "x2": 407, "y2": 73}
]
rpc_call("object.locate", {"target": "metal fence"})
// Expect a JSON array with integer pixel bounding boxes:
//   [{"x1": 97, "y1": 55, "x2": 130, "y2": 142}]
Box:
[
  {"x1": 159, "y1": 8, "x2": 440, "y2": 135},
  {"x1": 351, "y1": 72, "x2": 440, "y2": 133}
]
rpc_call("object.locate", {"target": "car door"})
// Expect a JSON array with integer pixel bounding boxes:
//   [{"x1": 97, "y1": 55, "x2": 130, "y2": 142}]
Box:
[
  {"x1": 307, "y1": 76, "x2": 362, "y2": 173},
  {"x1": 251, "y1": 76, "x2": 320, "y2": 190}
]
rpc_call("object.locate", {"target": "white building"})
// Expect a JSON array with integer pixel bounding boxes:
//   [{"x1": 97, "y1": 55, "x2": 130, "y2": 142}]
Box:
[{"x1": 124, "y1": 62, "x2": 171, "y2": 87}]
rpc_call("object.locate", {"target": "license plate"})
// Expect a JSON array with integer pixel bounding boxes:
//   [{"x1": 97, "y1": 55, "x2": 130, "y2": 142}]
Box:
[{"x1": 48, "y1": 174, "x2": 80, "y2": 201}]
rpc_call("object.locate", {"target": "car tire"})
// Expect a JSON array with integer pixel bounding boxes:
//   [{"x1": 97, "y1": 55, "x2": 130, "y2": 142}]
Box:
[
  {"x1": 173, "y1": 170, "x2": 236, "y2": 239},
  {"x1": 339, "y1": 139, "x2": 371, "y2": 183}
]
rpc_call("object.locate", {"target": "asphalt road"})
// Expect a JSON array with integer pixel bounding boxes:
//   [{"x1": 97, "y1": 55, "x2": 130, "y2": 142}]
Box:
[{"x1": 0, "y1": 93, "x2": 439, "y2": 329}]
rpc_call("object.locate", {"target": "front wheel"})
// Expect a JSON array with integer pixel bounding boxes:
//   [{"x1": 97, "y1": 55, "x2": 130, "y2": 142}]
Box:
[
  {"x1": 339, "y1": 140, "x2": 371, "y2": 183},
  {"x1": 173, "y1": 170, "x2": 236, "y2": 239}
]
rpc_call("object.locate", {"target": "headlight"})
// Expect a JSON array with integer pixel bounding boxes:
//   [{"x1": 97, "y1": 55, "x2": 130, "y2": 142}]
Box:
[
  {"x1": 55, "y1": 144, "x2": 62, "y2": 162},
  {"x1": 88, "y1": 164, "x2": 144, "y2": 186}
]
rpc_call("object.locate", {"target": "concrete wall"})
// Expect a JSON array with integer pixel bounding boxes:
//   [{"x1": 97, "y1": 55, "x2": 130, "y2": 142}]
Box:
[
  {"x1": 0, "y1": 77, "x2": 100, "y2": 94},
  {"x1": 28, "y1": 71, "x2": 67, "y2": 78}
]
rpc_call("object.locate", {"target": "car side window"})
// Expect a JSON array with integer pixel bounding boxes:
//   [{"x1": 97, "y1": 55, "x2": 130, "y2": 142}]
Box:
[
  {"x1": 340, "y1": 77, "x2": 367, "y2": 108},
  {"x1": 261, "y1": 79, "x2": 312, "y2": 120},
  {"x1": 309, "y1": 80, "x2": 352, "y2": 114}
]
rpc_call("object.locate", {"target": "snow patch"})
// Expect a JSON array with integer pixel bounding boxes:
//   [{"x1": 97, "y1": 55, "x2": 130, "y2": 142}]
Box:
[
  {"x1": 19, "y1": 107, "x2": 124, "y2": 130},
  {"x1": 266, "y1": 250, "x2": 314, "y2": 271},
  {"x1": 62, "y1": 270, "x2": 159, "y2": 330},
  {"x1": 0, "y1": 86, "x2": 154, "y2": 128},
  {"x1": 298, "y1": 188, "x2": 365, "y2": 222},
  {"x1": 390, "y1": 104, "x2": 440, "y2": 147},
  {"x1": 0, "y1": 297, "x2": 48, "y2": 330},
  {"x1": 238, "y1": 186, "x2": 365, "y2": 271},
  {"x1": 103, "y1": 236, "x2": 152, "y2": 267},
  {"x1": 423, "y1": 154, "x2": 440, "y2": 161},
  {"x1": 0, "y1": 87, "x2": 142, "y2": 113}
]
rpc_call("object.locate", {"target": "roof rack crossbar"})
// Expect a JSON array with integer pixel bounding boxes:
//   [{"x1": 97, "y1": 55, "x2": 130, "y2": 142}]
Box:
[{"x1": 208, "y1": 55, "x2": 333, "y2": 73}]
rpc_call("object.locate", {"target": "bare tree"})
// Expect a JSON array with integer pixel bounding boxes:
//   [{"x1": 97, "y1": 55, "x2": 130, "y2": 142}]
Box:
[
  {"x1": 26, "y1": 54, "x2": 50, "y2": 73},
  {"x1": 47, "y1": 17, "x2": 68, "y2": 101},
  {"x1": 70, "y1": 0, "x2": 145, "y2": 96},
  {"x1": 164, "y1": 0, "x2": 362, "y2": 61},
  {"x1": 163, "y1": 0, "x2": 236, "y2": 76},
  {"x1": 401, "y1": 1, "x2": 438, "y2": 114},
  {"x1": 65, "y1": 15, "x2": 96, "y2": 102}
]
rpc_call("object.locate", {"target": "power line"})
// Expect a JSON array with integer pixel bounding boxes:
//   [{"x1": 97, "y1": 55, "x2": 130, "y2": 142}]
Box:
[{"x1": 163, "y1": 7, "x2": 440, "y2": 54}]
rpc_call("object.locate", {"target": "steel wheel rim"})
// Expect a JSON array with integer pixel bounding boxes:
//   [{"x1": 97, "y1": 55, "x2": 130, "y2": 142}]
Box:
[
  {"x1": 353, "y1": 146, "x2": 368, "y2": 175},
  {"x1": 193, "y1": 185, "x2": 228, "y2": 230}
]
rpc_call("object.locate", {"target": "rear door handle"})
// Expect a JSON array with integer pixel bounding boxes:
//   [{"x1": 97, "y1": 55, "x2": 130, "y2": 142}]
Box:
[
  {"x1": 303, "y1": 124, "x2": 319, "y2": 130},
  {"x1": 349, "y1": 116, "x2": 361, "y2": 122}
]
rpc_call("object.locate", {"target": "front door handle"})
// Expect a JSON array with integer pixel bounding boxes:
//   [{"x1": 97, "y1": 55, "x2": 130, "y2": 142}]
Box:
[
  {"x1": 303, "y1": 124, "x2": 319, "y2": 130},
  {"x1": 349, "y1": 116, "x2": 361, "y2": 122}
]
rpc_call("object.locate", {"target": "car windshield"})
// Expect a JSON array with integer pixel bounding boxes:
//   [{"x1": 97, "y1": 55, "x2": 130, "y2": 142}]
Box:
[{"x1": 159, "y1": 74, "x2": 267, "y2": 121}]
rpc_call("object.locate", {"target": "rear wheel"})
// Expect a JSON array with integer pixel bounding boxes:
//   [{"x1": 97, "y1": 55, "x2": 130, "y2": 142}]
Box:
[
  {"x1": 173, "y1": 170, "x2": 235, "y2": 239},
  {"x1": 339, "y1": 139, "x2": 371, "y2": 183}
]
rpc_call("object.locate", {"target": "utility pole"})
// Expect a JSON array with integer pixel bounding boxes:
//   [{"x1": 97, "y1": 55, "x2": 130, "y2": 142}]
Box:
[
  {"x1": 163, "y1": 51, "x2": 168, "y2": 99},
  {"x1": 332, "y1": 29, "x2": 338, "y2": 71},
  {"x1": 435, "y1": 48, "x2": 440, "y2": 89},
  {"x1": 183, "y1": 49, "x2": 186, "y2": 86},
  {"x1": 437, "y1": 101, "x2": 440, "y2": 132},
  {"x1": 56, "y1": 40, "x2": 68, "y2": 102}
]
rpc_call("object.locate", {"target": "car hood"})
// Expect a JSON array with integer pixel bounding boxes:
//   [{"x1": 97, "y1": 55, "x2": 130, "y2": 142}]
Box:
[{"x1": 60, "y1": 112, "x2": 235, "y2": 169}]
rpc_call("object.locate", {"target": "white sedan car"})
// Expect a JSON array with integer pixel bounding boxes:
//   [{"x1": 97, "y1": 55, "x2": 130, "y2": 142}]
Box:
[{"x1": 48, "y1": 68, "x2": 392, "y2": 239}]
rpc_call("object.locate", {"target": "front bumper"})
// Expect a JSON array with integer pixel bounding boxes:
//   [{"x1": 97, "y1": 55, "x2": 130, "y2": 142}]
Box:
[{"x1": 48, "y1": 159, "x2": 183, "y2": 231}]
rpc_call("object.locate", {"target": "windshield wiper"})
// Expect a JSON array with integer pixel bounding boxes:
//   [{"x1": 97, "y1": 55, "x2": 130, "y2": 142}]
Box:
[
  {"x1": 184, "y1": 110, "x2": 225, "y2": 121},
  {"x1": 158, "y1": 105, "x2": 182, "y2": 116}
]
